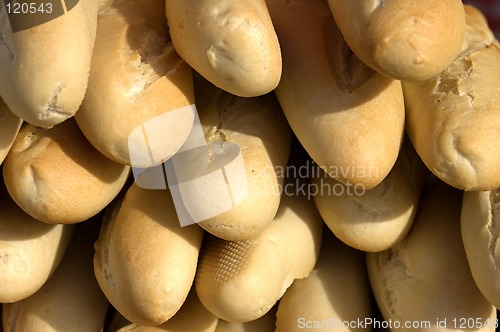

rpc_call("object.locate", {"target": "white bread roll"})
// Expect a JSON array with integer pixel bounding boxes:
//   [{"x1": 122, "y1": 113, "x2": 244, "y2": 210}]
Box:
[
  {"x1": 276, "y1": 231, "x2": 372, "y2": 332},
  {"x1": 0, "y1": 184, "x2": 74, "y2": 303},
  {"x1": 2, "y1": 220, "x2": 109, "y2": 332},
  {"x1": 3, "y1": 119, "x2": 130, "y2": 224},
  {"x1": 0, "y1": 0, "x2": 99, "y2": 128},
  {"x1": 195, "y1": 192, "x2": 323, "y2": 323},
  {"x1": 0, "y1": 98, "x2": 22, "y2": 165},
  {"x1": 106, "y1": 289, "x2": 219, "y2": 332},
  {"x1": 194, "y1": 76, "x2": 291, "y2": 241},
  {"x1": 327, "y1": 0, "x2": 465, "y2": 81},
  {"x1": 461, "y1": 189, "x2": 500, "y2": 309},
  {"x1": 267, "y1": 0, "x2": 405, "y2": 190},
  {"x1": 94, "y1": 183, "x2": 205, "y2": 326},
  {"x1": 215, "y1": 306, "x2": 276, "y2": 332},
  {"x1": 75, "y1": 0, "x2": 194, "y2": 166},
  {"x1": 403, "y1": 5, "x2": 500, "y2": 191},
  {"x1": 367, "y1": 183, "x2": 496, "y2": 331},
  {"x1": 313, "y1": 140, "x2": 425, "y2": 252},
  {"x1": 165, "y1": 0, "x2": 281, "y2": 97}
]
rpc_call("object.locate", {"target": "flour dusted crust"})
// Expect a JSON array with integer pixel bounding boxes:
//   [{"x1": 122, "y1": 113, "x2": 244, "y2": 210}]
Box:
[
  {"x1": 267, "y1": 0, "x2": 405, "y2": 190},
  {"x1": 165, "y1": 0, "x2": 281, "y2": 97},
  {"x1": 327, "y1": 0, "x2": 466, "y2": 81},
  {"x1": 94, "y1": 183, "x2": 204, "y2": 326},
  {"x1": 75, "y1": 0, "x2": 195, "y2": 166},
  {"x1": 195, "y1": 193, "x2": 323, "y2": 323},
  {"x1": 3, "y1": 119, "x2": 130, "y2": 224},
  {"x1": 367, "y1": 184, "x2": 496, "y2": 330},
  {"x1": 0, "y1": 0, "x2": 99, "y2": 127},
  {"x1": 403, "y1": 5, "x2": 500, "y2": 191}
]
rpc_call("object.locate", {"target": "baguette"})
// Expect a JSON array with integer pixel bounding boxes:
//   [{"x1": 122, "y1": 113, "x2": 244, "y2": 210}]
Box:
[
  {"x1": 0, "y1": 183, "x2": 74, "y2": 303},
  {"x1": 94, "y1": 183, "x2": 204, "y2": 326},
  {"x1": 3, "y1": 119, "x2": 130, "y2": 224},
  {"x1": 403, "y1": 5, "x2": 500, "y2": 191},
  {"x1": 0, "y1": 0, "x2": 99, "y2": 127},
  {"x1": 327, "y1": 0, "x2": 466, "y2": 81},
  {"x1": 195, "y1": 192, "x2": 323, "y2": 323},
  {"x1": 165, "y1": 0, "x2": 281, "y2": 97},
  {"x1": 215, "y1": 306, "x2": 277, "y2": 332},
  {"x1": 2, "y1": 220, "x2": 109, "y2": 332},
  {"x1": 367, "y1": 183, "x2": 496, "y2": 330},
  {"x1": 0, "y1": 98, "x2": 22, "y2": 165},
  {"x1": 267, "y1": 0, "x2": 405, "y2": 190},
  {"x1": 193, "y1": 77, "x2": 291, "y2": 241},
  {"x1": 461, "y1": 189, "x2": 500, "y2": 309},
  {"x1": 75, "y1": 0, "x2": 195, "y2": 166}
]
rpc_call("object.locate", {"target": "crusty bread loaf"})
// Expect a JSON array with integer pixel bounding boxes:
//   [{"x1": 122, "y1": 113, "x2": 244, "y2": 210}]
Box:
[
  {"x1": 0, "y1": 98, "x2": 22, "y2": 165},
  {"x1": 3, "y1": 119, "x2": 130, "y2": 224},
  {"x1": 106, "y1": 289, "x2": 219, "y2": 332},
  {"x1": 195, "y1": 192, "x2": 323, "y2": 323},
  {"x1": 165, "y1": 0, "x2": 281, "y2": 97},
  {"x1": 215, "y1": 306, "x2": 276, "y2": 332},
  {"x1": 194, "y1": 76, "x2": 291, "y2": 241},
  {"x1": 327, "y1": 0, "x2": 466, "y2": 81},
  {"x1": 0, "y1": 0, "x2": 99, "y2": 128},
  {"x1": 2, "y1": 220, "x2": 109, "y2": 332},
  {"x1": 403, "y1": 5, "x2": 500, "y2": 191},
  {"x1": 94, "y1": 183, "x2": 204, "y2": 326},
  {"x1": 0, "y1": 183, "x2": 74, "y2": 303},
  {"x1": 367, "y1": 183, "x2": 496, "y2": 330},
  {"x1": 275, "y1": 231, "x2": 372, "y2": 332},
  {"x1": 461, "y1": 189, "x2": 500, "y2": 309},
  {"x1": 75, "y1": 0, "x2": 195, "y2": 166},
  {"x1": 267, "y1": 0, "x2": 405, "y2": 190},
  {"x1": 313, "y1": 140, "x2": 425, "y2": 252}
]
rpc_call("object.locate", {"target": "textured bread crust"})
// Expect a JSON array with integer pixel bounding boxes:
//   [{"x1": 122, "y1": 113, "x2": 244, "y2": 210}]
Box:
[
  {"x1": 275, "y1": 231, "x2": 372, "y2": 332},
  {"x1": 0, "y1": 98, "x2": 21, "y2": 165},
  {"x1": 2, "y1": 223, "x2": 109, "y2": 332},
  {"x1": 403, "y1": 5, "x2": 500, "y2": 191},
  {"x1": 267, "y1": 0, "x2": 404, "y2": 190},
  {"x1": 196, "y1": 78, "x2": 291, "y2": 241},
  {"x1": 94, "y1": 183, "x2": 204, "y2": 326},
  {"x1": 313, "y1": 140, "x2": 424, "y2": 252},
  {"x1": 327, "y1": 0, "x2": 465, "y2": 81},
  {"x1": 195, "y1": 193, "x2": 323, "y2": 323},
  {"x1": 75, "y1": 0, "x2": 194, "y2": 166},
  {"x1": 3, "y1": 119, "x2": 130, "y2": 224},
  {"x1": 461, "y1": 189, "x2": 500, "y2": 309},
  {"x1": 0, "y1": 0, "x2": 99, "y2": 128},
  {"x1": 165, "y1": 0, "x2": 281, "y2": 97},
  {"x1": 367, "y1": 184, "x2": 495, "y2": 330},
  {"x1": 0, "y1": 185, "x2": 74, "y2": 303}
]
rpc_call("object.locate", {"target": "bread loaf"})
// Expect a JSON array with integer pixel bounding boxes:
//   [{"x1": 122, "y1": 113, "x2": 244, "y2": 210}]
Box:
[
  {"x1": 193, "y1": 77, "x2": 291, "y2": 241},
  {"x1": 461, "y1": 189, "x2": 500, "y2": 309},
  {"x1": 0, "y1": 0, "x2": 99, "y2": 127},
  {"x1": 195, "y1": 192, "x2": 323, "y2": 323},
  {"x1": 215, "y1": 306, "x2": 276, "y2": 332},
  {"x1": 165, "y1": 0, "x2": 281, "y2": 97},
  {"x1": 94, "y1": 183, "x2": 204, "y2": 326},
  {"x1": 0, "y1": 183, "x2": 74, "y2": 303},
  {"x1": 327, "y1": 0, "x2": 466, "y2": 81},
  {"x1": 0, "y1": 98, "x2": 21, "y2": 165},
  {"x1": 275, "y1": 231, "x2": 371, "y2": 332},
  {"x1": 403, "y1": 5, "x2": 500, "y2": 191},
  {"x1": 367, "y1": 183, "x2": 496, "y2": 330},
  {"x1": 75, "y1": 0, "x2": 195, "y2": 167},
  {"x1": 3, "y1": 119, "x2": 130, "y2": 224},
  {"x1": 2, "y1": 220, "x2": 109, "y2": 332},
  {"x1": 312, "y1": 140, "x2": 424, "y2": 252},
  {"x1": 267, "y1": 0, "x2": 405, "y2": 190}
]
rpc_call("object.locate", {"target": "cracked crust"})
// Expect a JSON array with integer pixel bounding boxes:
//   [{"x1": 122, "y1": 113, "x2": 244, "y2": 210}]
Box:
[{"x1": 403, "y1": 5, "x2": 500, "y2": 191}]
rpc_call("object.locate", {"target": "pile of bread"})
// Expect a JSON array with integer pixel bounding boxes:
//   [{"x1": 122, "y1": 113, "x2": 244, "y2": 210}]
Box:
[{"x1": 0, "y1": 0, "x2": 499, "y2": 330}]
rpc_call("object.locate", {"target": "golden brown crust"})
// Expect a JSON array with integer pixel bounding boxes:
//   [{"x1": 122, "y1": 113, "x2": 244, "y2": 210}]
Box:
[
  {"x1": 327, "y1": 0, "x2": 466, "y2": 81},
  {"x1": 0, "y1": 98, "x2": 22, "y2": 165}
]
